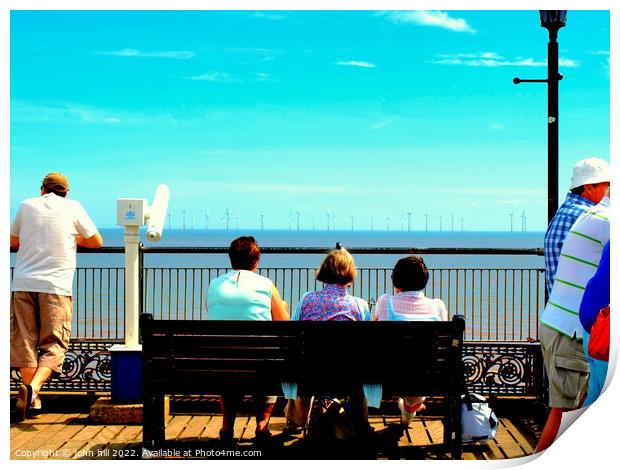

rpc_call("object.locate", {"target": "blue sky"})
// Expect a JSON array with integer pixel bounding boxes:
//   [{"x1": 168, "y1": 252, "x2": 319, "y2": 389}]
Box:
[{"x1": 10, "y1": 10, "x2": 610, "y2": 230}]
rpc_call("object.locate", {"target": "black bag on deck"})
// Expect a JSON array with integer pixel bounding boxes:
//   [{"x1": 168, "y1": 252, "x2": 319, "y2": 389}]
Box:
[{"x1": 305, "y1": 396, "x2": 358, "y2": 442}]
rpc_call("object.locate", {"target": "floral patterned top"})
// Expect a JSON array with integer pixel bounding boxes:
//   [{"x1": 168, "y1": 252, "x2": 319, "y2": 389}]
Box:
[{"x1": 292, "y1": 284, "x2": 371, "y2": 322}]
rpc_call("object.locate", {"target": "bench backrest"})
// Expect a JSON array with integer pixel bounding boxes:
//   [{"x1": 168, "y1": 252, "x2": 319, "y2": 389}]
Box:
[{"x1": 140, "y1": 314, "x2": 464, "y2": 397}]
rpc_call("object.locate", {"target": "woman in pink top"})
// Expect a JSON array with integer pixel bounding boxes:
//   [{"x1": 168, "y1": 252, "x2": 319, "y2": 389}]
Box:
[{"x1": 373, "y1": 256, "x2": 449, "y2": 427}]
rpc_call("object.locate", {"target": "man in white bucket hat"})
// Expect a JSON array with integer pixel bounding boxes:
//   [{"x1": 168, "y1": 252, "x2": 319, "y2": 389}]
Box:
[{"x1": 543, "y1": 157, "x2": 610, "y2": 294}]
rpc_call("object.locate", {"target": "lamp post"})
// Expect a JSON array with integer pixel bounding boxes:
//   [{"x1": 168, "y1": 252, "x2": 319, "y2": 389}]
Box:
[{"x1": 513, "y1": 10, "x2": 567, "y2": 225}]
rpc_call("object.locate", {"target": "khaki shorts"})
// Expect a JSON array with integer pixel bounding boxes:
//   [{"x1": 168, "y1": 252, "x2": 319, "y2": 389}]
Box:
[
  {"x1": 10, "y1": 291, "x2": 73, "y2": 374},
  {"x1": 540, "y1": 323, "x2": 589, "y2": 409}
]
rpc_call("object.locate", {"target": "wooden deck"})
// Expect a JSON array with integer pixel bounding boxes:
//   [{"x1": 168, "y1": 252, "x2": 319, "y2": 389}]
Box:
[{"x1": 10, "y1": 396, "x2": 538, "y2": 460}]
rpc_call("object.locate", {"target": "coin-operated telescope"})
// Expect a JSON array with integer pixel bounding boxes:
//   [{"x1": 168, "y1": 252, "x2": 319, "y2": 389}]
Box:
[{"x1": 111, "y1": 185, "x2": 169, "y2": 403}]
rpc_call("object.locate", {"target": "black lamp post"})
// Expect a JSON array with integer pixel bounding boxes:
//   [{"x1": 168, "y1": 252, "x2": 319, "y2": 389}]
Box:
[{"x1": 514, "y1": 10, "x2": 567, "y2": 225}]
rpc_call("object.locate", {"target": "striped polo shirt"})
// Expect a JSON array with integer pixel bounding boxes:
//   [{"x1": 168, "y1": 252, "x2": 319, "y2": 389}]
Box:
[{"x1": 541, "y1": 197, "x2": 610, "y2": 339}]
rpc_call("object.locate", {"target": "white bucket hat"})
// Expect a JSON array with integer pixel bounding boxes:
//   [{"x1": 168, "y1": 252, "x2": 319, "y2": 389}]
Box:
[{"x1": 570, "y1": 157, "x2": 610, "y2": 190}]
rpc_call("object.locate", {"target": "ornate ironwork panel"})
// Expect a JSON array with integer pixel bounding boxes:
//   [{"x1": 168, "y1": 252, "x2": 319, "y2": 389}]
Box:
[
  {"x1": 462, "y1": 341, "x2": 544, "y2": 397},
  {"x1": 10, "y1": 341, "x2": 120, "y2": 393},
  {"x1": 11, "y1": 340, "x2": 544, "y2": 398}
]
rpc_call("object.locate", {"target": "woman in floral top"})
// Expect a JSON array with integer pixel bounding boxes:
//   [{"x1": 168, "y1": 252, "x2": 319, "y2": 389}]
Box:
[{"x1": 285, "y1": 246, "x2": 371, "y2": 434}]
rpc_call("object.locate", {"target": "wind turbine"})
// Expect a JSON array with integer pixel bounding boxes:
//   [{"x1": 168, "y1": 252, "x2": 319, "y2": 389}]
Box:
[
  {"x1": 385, "y1": 216, "x2": 390, "y2": 231},
  {"x1": 451, "y1": 213, "x2": 454, "y2": 232},
  {"x1": 167, "y1": 212, "x2": 172, "y2": 230},
  {"x1": 181, "y1": 210, "x2": 186, "y2": 230},
  {"x1": 370, "y1": 215, "x2": 374, "y2": 232},
  {"x1": 400, "y1": 216, "x2": 405, "y2": 231},
  {"x1": 205, "y1": 210, "x2": 209, "y2": 230},
  {"x1": 330, "y1": 211, "x2": 336, "y2": 231},
  {"x1": 296, "y1": 211, "x2": 301, "y2": 231},
  {"x1": 235, "y1": 214, "x2": 240, "y2": 230},
  {"x1": 312, "y1": 216, "x2": 315, "y2": 231},
  {"x1": 349, "y1": 214, "x2": 354, "y2": 231},
  {"x1": 425, "y1": 214, "x2": 429, "y2": 232},
  {"x1": 260, "y1": 213, "x2": 265, "y2": 231},
  {"x1": 521, "y1": 210, "x2": 527, "y2": 232},
  {"x1": 224, "y1": 208, "x2": 231, "y2": 230},
  {"x1": 190, "y1": 215, "x2": 194, "y2": 230},
  {"x1": 439, "y1": 216, "x2": 443, "y2": 232},
  {"x1": 461, "y1": 217, "x2": 464, "y2": 232},
  {"x1": 509, "y1": 212, "x2": 514, "y2": 232},
  {"x1": 288, "y1": 209, "x2": 293, "y2": 231},
  {"x1": 325, "y1": 212, "x2": 330, "y2": 231},
  {"x1": 406, "y1": 212, "x2": 412, "y2": 232}
]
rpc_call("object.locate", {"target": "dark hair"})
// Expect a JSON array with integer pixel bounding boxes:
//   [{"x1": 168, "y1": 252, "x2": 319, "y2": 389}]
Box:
[
  {"x1": 571, "y1": 185, "x2": 585, "y2": 195},
  {"x1": 316, "y1": 247, "x2": 356, "y2": 285},
  {"x1": 41, "y1": 184, "x2": 67, "y2": 198},
  {"x1": 392, "y1": 256, "x2": 429, "y2": 291},
  {"x1": 228, "y1": 236, "x2": 261, "y2": 270}
]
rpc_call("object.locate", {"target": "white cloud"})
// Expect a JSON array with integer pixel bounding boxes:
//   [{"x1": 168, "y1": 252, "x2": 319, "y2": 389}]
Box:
[
  {"x1": 430, "y1": 52, "x2": 580, "y2": 68},
  {"x1": 448, "y1": 188, "x2": 543, "y2": 196},
  {"x1": 253, "y1": 12, "x2": 286, "y2": 20},
  {"x1": 380, "y1": 11, "x2": 476, "y2": 33},
  {"x1": 11, "y1": 101, "x2": 180, "y2": 126},
  {"x1": 371, "y1": 119, "x2": 395, "y2": 130},
  {"x1": 202, "y1": 182, "x2": 344, "y2": 194},
  {"x1": 336, "y1": 60, "x2": 376, "y2": 68},
  {"x1": 184, "y1": 72, "x2": 239, "y2": 83},
  {"x1": 97, "y1": 49, "x2": 195, "y2": 59},
  {"x1": 559, "y1": 58, "x2": 580, "y2": 67},
  {"x1": 184, "y1": 71, "x2": 277, "y2": 84},
  {"x1": 12, "y1": 101, "x2": 122, "y2": 124}
]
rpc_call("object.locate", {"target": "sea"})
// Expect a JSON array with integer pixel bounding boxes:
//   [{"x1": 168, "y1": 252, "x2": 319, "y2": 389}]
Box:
[{"x1": 74, "y1": 228, "x2": 546, "y2": 270}]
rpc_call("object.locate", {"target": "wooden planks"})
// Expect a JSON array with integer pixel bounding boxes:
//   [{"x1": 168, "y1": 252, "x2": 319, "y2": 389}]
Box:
[{"x1": 10, "y1": 411, "x2": 535, "y2": 460}]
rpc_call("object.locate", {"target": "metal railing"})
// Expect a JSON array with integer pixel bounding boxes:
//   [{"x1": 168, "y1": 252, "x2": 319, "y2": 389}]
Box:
[
  {"x1": 11, "y1": 246, "x2": 545, "y2": 342},
  {"x1": 10, "y1": 246, "x2": 546, "y2": 395}
]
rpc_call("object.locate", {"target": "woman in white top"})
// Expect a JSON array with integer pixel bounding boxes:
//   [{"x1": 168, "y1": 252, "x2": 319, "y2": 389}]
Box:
[
  {"x1": 373, "y1": 256, "x2": 448, "y2": 427},
  {"x1": 206, "y1": 236, "x2": 289, "y2": 443}
]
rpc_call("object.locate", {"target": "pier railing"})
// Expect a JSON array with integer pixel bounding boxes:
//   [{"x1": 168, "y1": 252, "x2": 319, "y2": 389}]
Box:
[{"x1": 10, "y1": 246, "x2": 546, "y2": 397}]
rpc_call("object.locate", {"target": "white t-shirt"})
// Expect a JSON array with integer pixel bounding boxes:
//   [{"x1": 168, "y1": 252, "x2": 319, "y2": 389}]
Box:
[{"x1": 11, "y1": 193, "x2": 99, "y2": 296}]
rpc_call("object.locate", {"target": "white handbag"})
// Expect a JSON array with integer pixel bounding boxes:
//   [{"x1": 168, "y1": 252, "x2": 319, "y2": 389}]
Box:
[{"x1": 461, "y1": 392, "x2": 499, "y2": 443}]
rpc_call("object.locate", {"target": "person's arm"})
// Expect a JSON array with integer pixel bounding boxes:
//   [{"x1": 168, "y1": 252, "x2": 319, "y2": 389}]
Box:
[
  {"x1": 579, "y1": 242, "x2": 610, "y2": 333},
  {"x1": 10, "y1": 206, "x2": 22, "y2": 248},
  {"x1": 77, "y1": 232, "x2": 103, "y2": 249},
  {"x1": 270, "y1": 285, "x2": 290, "y2": 321}
]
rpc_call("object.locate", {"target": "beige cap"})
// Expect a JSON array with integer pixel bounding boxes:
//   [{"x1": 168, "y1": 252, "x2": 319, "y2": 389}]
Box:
[
  {"x1": 570, "y1": 158, "x2": 610, "y2": 189},
  {"x1": 42, "y1": 172, "x2": 69, "y2": 192}
]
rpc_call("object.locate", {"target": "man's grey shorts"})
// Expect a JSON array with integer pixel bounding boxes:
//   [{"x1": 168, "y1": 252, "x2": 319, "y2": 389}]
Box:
[{"x1": 540, "y1": 323, "x2": 589, "y2": 409}]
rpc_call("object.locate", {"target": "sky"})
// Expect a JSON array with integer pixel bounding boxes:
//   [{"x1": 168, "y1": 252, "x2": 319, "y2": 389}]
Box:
[{"x1": 9, "y1": 9, "x2": 610, "y2": 231}]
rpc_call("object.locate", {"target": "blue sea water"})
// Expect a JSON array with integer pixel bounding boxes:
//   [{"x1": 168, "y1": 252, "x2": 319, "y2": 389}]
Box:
[{"x1": 78, "y1": 228, "x2": 545, "y2": 270}]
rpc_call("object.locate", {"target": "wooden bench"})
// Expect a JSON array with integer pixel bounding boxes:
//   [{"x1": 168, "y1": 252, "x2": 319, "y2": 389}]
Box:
[{"x1": 140, "y1": 313, "x2": 465, "y2": 458}]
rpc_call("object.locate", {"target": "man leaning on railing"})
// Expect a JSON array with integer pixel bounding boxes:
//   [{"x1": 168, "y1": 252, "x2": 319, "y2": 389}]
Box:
[{"x1": 10, "y1": 172, "x2": 103, "y2": 422}]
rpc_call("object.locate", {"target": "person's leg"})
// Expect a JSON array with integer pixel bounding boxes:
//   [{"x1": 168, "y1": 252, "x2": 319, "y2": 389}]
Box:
[
  {"x1": 36, "y1": 294, "x2": 73, "y2": 397},
  {"x1": 349, "y1": 389, "x2": 371, "y2": 435},
  {"x1": 220, "y1": 392, "x2": 242, "y2": 434},
  {"x1": 402, "y1": 396, "x2": 426, "y2": 413},
  {"x1": 11, "y1": 292, "x2": 40, "y2": 419},
  {"x1": 535, "y1": 407, "x2": 564, "y2": 453},
  {"x1": 535, "y1": 325, "x2": 589, "y2": 452},
  {"x1": 254, "y1": 395, "x2": 277, "y2": 433},
  {"x1": 284, "y1": 397, "x2": 311, "y2": 428},
  {"x1": 581, "y1": 331, "x2": 608, "y2": 408}
]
